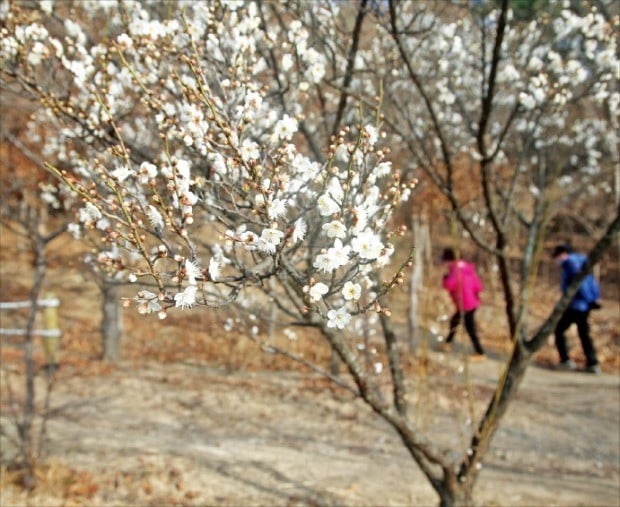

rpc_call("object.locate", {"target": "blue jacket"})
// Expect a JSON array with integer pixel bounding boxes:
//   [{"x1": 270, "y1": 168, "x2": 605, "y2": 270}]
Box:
[{"x1": 560, "y1": 253, "x2": 600, "y2": 312}]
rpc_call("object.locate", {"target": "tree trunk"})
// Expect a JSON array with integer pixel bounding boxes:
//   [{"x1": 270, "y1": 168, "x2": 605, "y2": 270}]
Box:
[
  {"x1": 21, "y1": 236, "x2": 47, "y2": 489},
  {"x1": 408, "y1": 215, "x2": 428, "y2": 350},
  {"x1": 266, "y1": 279, "x2": 277, "y2": 341},
  {"x1": 614, "y1": 143, "x2": 620, "y2": 264},
  {"x1": 329, "y1": 349, "x2": 340, "y2": 376},
  {"x1": 101, "y1": 280, "x2": 122, "y2": 362},
  {"x1": 438, "y1": 486, "x2": 474, "y2": 507}
]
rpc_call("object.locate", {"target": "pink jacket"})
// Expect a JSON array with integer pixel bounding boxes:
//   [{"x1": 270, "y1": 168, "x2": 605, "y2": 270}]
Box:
[{"x1": 443, "y1": 260, "x2": 483, "y2": 311}]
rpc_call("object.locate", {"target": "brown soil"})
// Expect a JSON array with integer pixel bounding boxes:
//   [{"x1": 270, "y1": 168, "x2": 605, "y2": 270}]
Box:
[{"x1": 1, "y1": 354, "x2": 619, "y2": 507}]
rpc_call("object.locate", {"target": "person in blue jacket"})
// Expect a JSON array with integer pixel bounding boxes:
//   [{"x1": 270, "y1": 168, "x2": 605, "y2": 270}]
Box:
[{"x1": 552, "y1": 245, "x2": 601, "y2": 374}]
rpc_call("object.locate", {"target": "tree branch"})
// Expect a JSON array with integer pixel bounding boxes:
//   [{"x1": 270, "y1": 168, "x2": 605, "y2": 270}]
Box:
[{"x1": 330, "y1": 0, "x2": 368, "y2": 138}]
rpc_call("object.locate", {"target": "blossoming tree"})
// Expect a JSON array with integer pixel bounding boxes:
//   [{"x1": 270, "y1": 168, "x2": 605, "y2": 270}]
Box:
[
  {"x1": 381, "y1": 1, "x2": 618, "y2": 334},
  {"x1": 2, "y1": 0, "x2": 619, "y2": 505},
  {"x1": 1, "y1": 0, "x2": 419, "y2": 485},
  {"x1": 377, "y1": 0, "x2": 619, "y2": 503}
]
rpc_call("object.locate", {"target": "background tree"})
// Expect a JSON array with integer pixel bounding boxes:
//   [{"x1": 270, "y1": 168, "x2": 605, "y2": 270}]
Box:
[
  {"x1": 377, "y1": 0, "x2": 618, "y2": 502},
  {"x1": 0, "y1": 138, "x2": 67, "y2": 489},
  {"x1": 380, "y1": 0, "x2": 617, "y2": 339}
]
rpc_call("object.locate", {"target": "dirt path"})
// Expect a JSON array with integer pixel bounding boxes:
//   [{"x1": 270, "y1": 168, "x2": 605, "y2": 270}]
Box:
[{"x1": 2, "y1": 344, "x2": 619, "y2": 507}]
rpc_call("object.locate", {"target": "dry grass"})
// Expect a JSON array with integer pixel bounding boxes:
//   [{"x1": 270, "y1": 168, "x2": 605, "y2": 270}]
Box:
[
  {"x1": 1, "y1": 217, "x2": 618, "y2": 376},
  {"x1": 0, "y1": 461, "x2": 99, "y2": 506}
]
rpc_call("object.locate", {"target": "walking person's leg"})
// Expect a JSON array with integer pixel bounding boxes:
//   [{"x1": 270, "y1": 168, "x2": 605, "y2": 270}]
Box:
[
  {"x1": 574, "y1": 310, "x2": 599, "y2": 370},
  {"x1": 464, "y1": 309, "x2": 485, "y2": 355},
  {"x1": 446, "y1": 311, "x2": 460, "y2": 343},
  {"x1": 555, "y1": 309, "x2": 575, "y2": 368}
]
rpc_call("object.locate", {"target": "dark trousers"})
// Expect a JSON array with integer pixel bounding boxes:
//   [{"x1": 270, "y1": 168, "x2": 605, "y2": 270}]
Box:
[
  {"x1": 555, "y1": 308, "x2": 598, "y2": 366},
  {"x1": 446, "y1": 309, "x2": 485, "y2": 355}
]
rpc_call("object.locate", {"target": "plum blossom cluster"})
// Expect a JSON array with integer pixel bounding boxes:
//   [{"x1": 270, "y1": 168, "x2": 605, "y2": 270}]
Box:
[
  {"x1": 1, "y1": 0, "x2": 414, "y2": 333},
  {"x1": 380, "y1": 1, "x2": 618, "y2": 201}
]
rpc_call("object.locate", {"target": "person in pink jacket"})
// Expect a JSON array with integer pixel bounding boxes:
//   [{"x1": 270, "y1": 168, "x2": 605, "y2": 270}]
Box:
[{"x1": 441, "y1": 248, "x2": 486, "y2": 359}]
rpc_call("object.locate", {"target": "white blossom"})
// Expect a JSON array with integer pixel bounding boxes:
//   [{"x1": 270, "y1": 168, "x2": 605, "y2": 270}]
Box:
[
  {"x1": 281, "y1": 53, "x2": 294, "y2": 71},
  {"x1": 267, "y1": 198, "x2": 287, "y2": 220},
  {"x1": 117, "y1": 33, "x2": 133, "y2": 50},
  {"x1": 139, "y1": 161, "x2": 158, "y2": 184},
  {"x1": 376, "y1": 245, "x2": 395, "y2": 267},
  {"x1": 111, "y1": 165, "x2": 134, "y2": 183},
  {"x1": 240, "y1": 139, "x2": 260, "y2": 161},
  {"x1": 78, "y1": 202, "x2": 102, "y2": 223},
  {"x1": 375, "y1": 161, "x2": 392, "y2": 178},
  {"x1": 261, "y1": 228, "x2": 284, "y2": 246},
  {"x1": 185, "y1": 259, "x2": 202, "y2": 284},
  {"x1": 174, "y1": 285, "x2": 198, "y2": 309},
  {"x1": 322, "y1": 220, "x2": 346, "y2": 239},
  {"x1": 317, "y1": 194, "x2": 340, "y2": 216},
  {"x1": 328, "y1": 239, "x2": 350, "y2": 269},
  {"x1": 146, "y1": 205, "x2": 164, "y2": 229},
  {"x1": 67, "y1": 223, "x2": 81, "y2": 239},
  {"x1": 39, "y1": 0, "x2": 53, "y2": 14},
  {"x1": 309, "y1": 282, "x2": 329, "y2": 302},
  {"x1": 272, "y1": 114, "x2": 298, "y2": 141},
  {"x1": 342, "y1": 281, "x2": 361, "y2": 301},
  {"x1": 364, "y1": 125, "x2": 378, "y2": 146},
  {"x1": 135, "y1": 291, "x2": 162, "y2": 314},
  {"x1": 292, "y1": 218, "x2": 307, "y2": 243},
  {"x1": 314, "y1": 252, "x2": 337, "y2": 273},
  {"x1": 176, "y1": 159, "x2": 191, "y2": 180},
  {"x1": 327, "y1": 307, "x2": 351, "y2": 330},
  {"x1": 352, "y1": 231, "x2": 384, "y2": 260},
  {"x1": 208, "y1": 257, "x2": 220, "y2": 281}
]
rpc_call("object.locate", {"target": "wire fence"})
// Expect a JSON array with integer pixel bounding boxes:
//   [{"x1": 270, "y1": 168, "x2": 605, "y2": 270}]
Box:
[{"x1": 0, "y1": 294, "x2": 61, "y2": 366}]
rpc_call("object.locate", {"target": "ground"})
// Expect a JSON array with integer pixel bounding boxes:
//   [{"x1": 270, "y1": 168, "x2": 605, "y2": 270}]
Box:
[{"x1": 1, "y1": 342, "x2": 619, "y2": 507}]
